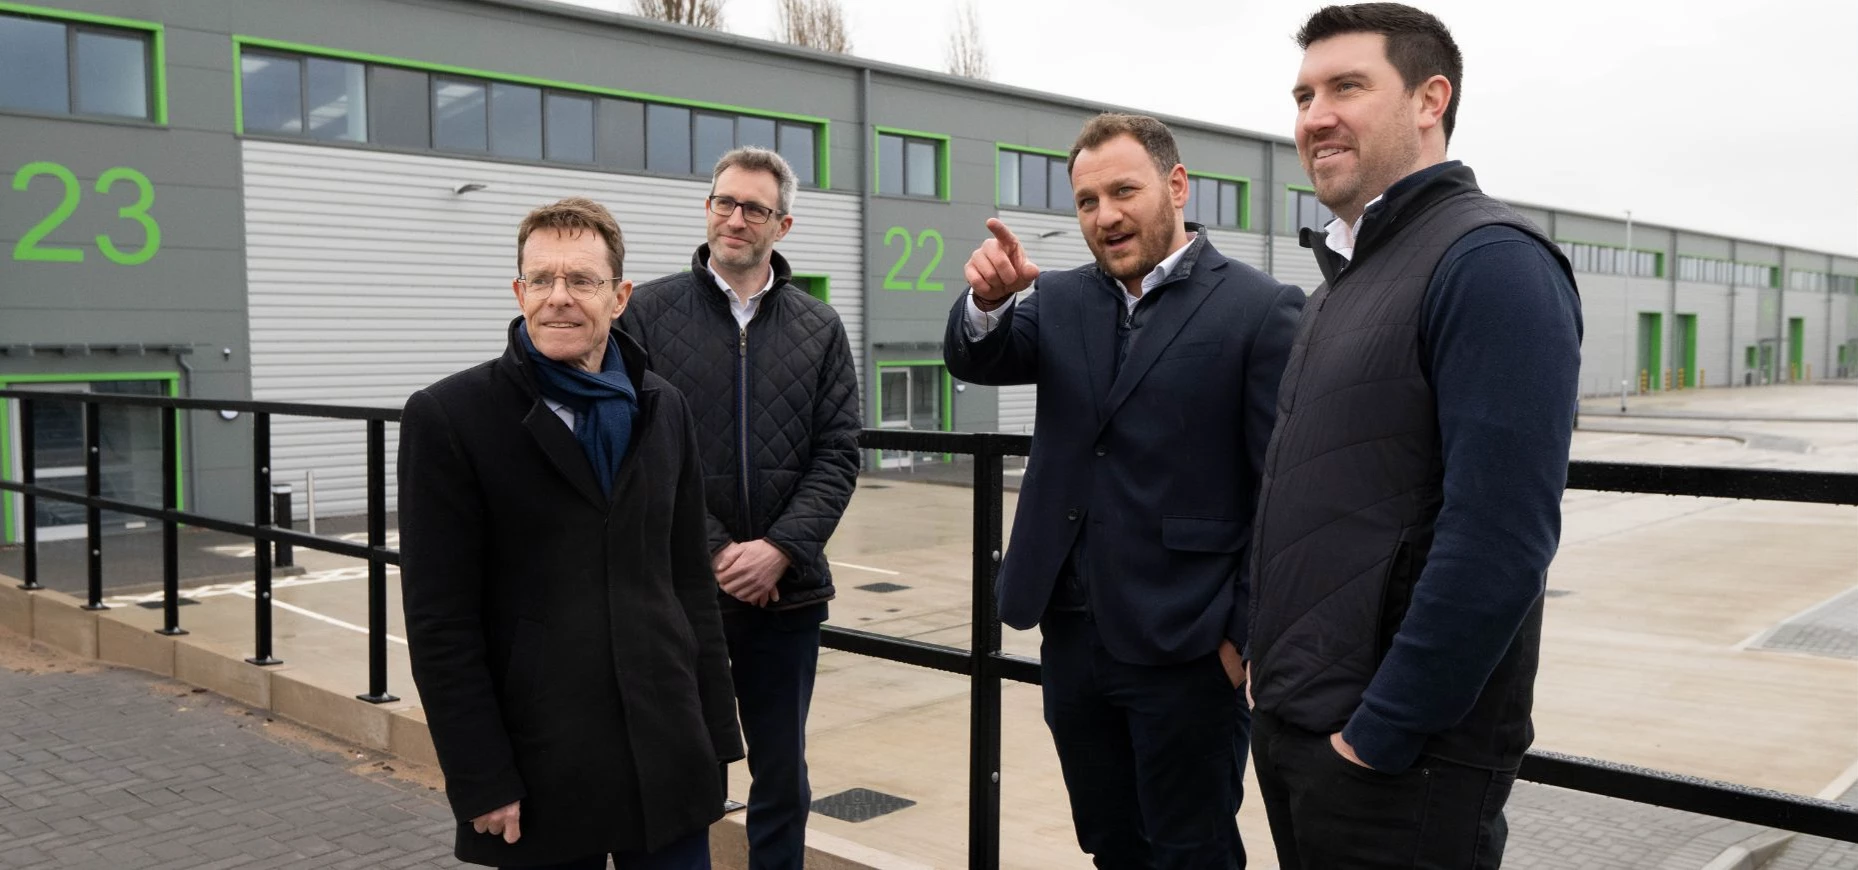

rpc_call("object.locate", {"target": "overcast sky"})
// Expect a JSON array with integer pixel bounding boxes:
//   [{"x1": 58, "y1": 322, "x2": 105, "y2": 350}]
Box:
[{"x1": 563, "y1": 0, "x2": 1858, "y2": 257}]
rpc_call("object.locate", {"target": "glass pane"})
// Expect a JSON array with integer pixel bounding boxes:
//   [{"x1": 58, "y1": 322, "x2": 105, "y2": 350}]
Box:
[
  {"x1": 694, "y1": 112, "x2": 733, "y2": 175},
  {"x1": 241, "y1": 52, "x2": 301, "y2": 135},
  {"x1": 997, "y1": 150, "x2": 1019, "y2": 206},
  {"x1": 1196, "y1": 178, "x2": 1219, "y2": 226},
  {"x1": 1019, "y1": 153, "x2": 1046, "y2": 212},
  {"x1": 544, "y1": 93, "x2": 594, "y2": 163},
  {"x1": 1220, "y1": 182, "x2": 1240, "y2": 228},
  {"x1": 488, "y1": 83, "x2": 541, "y2": 159},
  {"x1": 0, "y1": 15, "x2": 68, "y2": 114},
  {"x1": 1048, "y1": 159, "x2": 1071, "y2": 211},
  {"x1": 305, "y1": 57, "x2": 366, "y2": 141},
  {"x1": 645, "y1": 103, "x2": 692, "y2": 174},
  {"x1": 778, "y1": 123, "x2": 815, "y2": 186},
  {"x1": 910, "y1": 367, "x2": 940, "y2": 429},
  {"x1": 74, "y1": 30, "x2": 147, "y2": 118},
  {"x1": 598, "y1": 98, "x2": 645, "y2": 170},
  {"x1": 880, "y1": 371, "x2": 908, "y2": 424},
  {"x1": 367, "y1": 65, "x2": 428, "y2": 148},
  {"x1": 905, "y1": 139, "x2": 937, "y2": 197},
  {"x1": 878, "y1": 134, "x2": 904, "y2": 195},
  {"x1": 738, "y1": 115, "x2": 776, "y2": 151},
  {"x1": 432, "y1": 78, "x2": 487, "y2": 151}
]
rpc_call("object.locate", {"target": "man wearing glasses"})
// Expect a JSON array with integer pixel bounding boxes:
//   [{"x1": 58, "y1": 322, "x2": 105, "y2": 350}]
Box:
[
  {"x1": 400, "y1": 197, "x2": 742, "y2": 868},
  {"x1": 624, "y1": 147, "x2": 860, "y2": 870}
]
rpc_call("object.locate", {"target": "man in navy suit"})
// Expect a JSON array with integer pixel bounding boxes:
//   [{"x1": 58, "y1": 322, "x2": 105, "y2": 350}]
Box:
[{"x1": 944, "y1": 113, "x2": 1304, "y2": 869}]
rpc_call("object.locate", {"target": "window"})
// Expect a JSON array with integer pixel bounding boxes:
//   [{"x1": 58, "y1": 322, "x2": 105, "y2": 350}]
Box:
[
  {"x1": 1558, "y1": 242, "x2": 1661, "y2": 278},
  {"x1": 1185, "y1": 175, "x2": 1247, "y2": 229},
  {"x1": 1290, "y1": 188, "x2": 1334, "y2": 233},
  {"x1": 1789, "y1": 270, "x2": 1830, "y2": 293},
  {"x1": 232, "y1": 44, "x2": 827, "y2": 184},
  {"x1": 1679, "y1": 256, "x2": 1781, "y2": 287},
  {"x1": 1834, "y1": 275, "x2": 1858, "y2": 295},
  {"x1": 997, "y1": 147, "x2": 1072, "y2": 211},
  {"x1": 0, "y1": 12, "x2": 155, "y2": 121},
  {"x1": 877, "y1": 130, "x2": 946, "y2": 199},
  {"x1": 789, "y1": 275, "x2": 829, "y2": 303}
]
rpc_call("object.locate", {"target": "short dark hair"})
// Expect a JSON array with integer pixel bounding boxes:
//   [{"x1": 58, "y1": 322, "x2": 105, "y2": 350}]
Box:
[
  {"x1": 516, "y1": 197, "x2": 626, "y2": 278},
  {"x1": 1296, "y1": 3, "x2": 1463, "y2": 142},
  {"x1": 1067, "y1": 113, "x2": 1181, "y2": 180}
]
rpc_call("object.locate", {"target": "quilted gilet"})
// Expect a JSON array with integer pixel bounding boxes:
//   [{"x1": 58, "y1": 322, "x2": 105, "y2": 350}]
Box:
[{"x1": 623, "y1": 246, "x2": 861, "y2": 612}]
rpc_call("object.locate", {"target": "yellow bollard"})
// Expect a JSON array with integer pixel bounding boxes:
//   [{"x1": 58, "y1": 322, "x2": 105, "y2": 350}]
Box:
[
  {"x1": 1677, "y1": 368, "x2": 1686, "y2": 390},
  {"x1": 1639, "y1": 370, "x2": 1649, "y2": 393},
  {"x1": 1699, "y1": 368, "x2": 1705, "y2": 388},
  {"x1": 1663, "y1": 370, "x2": 1672, "y2": 391}
]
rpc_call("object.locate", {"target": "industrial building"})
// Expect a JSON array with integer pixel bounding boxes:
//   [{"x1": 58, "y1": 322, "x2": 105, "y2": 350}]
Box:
[{"x1": 3, "y1": 0, "x2": 1855, "y2": 540}]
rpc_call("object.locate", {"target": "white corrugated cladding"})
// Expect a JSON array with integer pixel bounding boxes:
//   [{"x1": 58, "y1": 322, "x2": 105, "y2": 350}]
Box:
[
  {"x1": 243, "y1": 140, "x2": 863, "y2": 517},
  {"x1": 1271, "y1": 235, "x2": 1324, "y2": 294},
  {"x1": 981, "y1": 212, "x2": 1276, "y2": 435}
]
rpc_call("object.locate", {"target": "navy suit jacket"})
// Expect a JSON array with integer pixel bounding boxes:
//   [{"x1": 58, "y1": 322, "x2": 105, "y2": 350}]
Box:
[{"x1": 945, "y1": 233, "x2": 1304, "y2": 666}]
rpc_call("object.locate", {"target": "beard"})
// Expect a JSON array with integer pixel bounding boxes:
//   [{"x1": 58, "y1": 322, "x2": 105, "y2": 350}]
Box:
[
  {"x1": 1088, "y1": 192, "x2": 1182, "y2": 282},
  {"x1": 708, "y1": 230, "x2": 773, "y2": 273},
  {"x1": 1307, "y1": 127, "x2": 1421, "y2": 221}
]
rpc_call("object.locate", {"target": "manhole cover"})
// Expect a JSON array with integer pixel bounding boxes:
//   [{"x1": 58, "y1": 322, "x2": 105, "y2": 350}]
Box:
[
  {"x1": 811, "y1": 787, "x2": 916, "y2": 823},
  {"x1": 855, "y1": 582, "x2": 911, "y2": 594},
  {"x1": 136, "y1": 598, "x2": 200, "y2": 609},
  {"x1": 1751, "y1": 587, "x2": 1858, "y2": 661}
]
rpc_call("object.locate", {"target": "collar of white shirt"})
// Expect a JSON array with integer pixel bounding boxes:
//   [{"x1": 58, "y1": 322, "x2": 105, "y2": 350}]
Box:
[
  {"x1": 1121, "y1": 232, "x2": 1198, "y2": 313},
  {"x1": 1321, "y1": 194, "x2": 1384, "y2": 262},
  {"x1": 707, "y1": 258, "x2": 777, "y2": 328}
]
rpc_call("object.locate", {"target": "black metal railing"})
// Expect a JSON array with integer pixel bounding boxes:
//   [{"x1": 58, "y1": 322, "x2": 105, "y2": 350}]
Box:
[{"x1": 2, "y1": 388, "x2": 1855, "y2": 866}]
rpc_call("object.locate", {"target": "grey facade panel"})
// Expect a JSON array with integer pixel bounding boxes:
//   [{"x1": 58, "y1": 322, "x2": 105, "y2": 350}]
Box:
[{"x1": 241, "y1": 139, "x2": 862, "y2": 517}]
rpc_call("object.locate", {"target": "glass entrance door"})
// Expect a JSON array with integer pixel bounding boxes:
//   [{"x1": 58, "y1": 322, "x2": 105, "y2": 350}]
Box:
[
  {"x1": 6, "y1": 379, "x2": 169, "y2": 543},
  {"x1": 875, "y1": 364, "x2": 945, "y2": 468}
]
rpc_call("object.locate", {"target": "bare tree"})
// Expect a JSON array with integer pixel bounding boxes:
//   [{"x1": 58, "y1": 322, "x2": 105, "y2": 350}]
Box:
[
  {"x1": 945, "y1": 1, "x2": 989, "y2": 80},
  {"x1": 776, "y1": 0, "x2": 852, "y2": 54},
  {"x1": 632, "y1": 0, "x2": 726, "y2": 30}
]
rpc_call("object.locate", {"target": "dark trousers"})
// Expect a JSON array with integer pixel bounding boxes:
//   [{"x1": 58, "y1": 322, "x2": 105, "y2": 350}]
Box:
[
  {"x1": 1040, "y1": 610, "x2": 1249, "y2": 869},
  {"x1": 722, "y1": 606, "x2": 821, "y2": 870},
  {"x1": 506, "y1": 829, "x2": 709, "y2": 869},
  {"x1": 1251, "y1": 709, "x2": 1515, "y2": 869}
]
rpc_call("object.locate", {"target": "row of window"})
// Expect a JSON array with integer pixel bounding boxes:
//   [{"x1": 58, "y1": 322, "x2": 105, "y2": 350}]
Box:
[
  {"x1": 1561, "y1": 242, "x2": 1662, "y2": 278},
  {"x1": 1788, "y1": 271, "x2": 1858, "y2": 294},
  {"x1": 238, "y1": 49, "x2": 821, "y2": 186},
  {"x1": 0, "y1": 12, "x2": 153, "y2": 121},
  {"x1": 877, "y1": 131, "x2": 943, "y2": 198},
  {"x1": 995, "y1": 149, "x2": 1249, "y2": 229},
  {"x1": 1677, "y1": 256, "x2": 1779, "y2": 287}
]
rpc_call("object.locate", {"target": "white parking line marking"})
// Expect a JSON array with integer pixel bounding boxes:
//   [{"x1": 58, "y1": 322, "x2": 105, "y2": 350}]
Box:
[
  {"x1": 232, "y1": 589, "x2": 407, "y2": 645},
  {"x1": 829, "y1": 560, "x2": 901, "y2": 576}
]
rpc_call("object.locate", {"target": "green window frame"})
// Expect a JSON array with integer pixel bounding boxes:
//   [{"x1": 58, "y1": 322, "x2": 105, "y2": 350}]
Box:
[
  {"x1": 874, "y1": 127, "x2": 950, "y2": 200},
  {"x1": 995, "y1": 144, "x2": 1071, "y2": 212},
  {"x1": 231, "y1": 36, "x2": 831, "y2": 187},
  {"x1": 0, "y1": 371, "x2": 182, "y2": 544},
  {"x1": 0, "y1": 3, "x2": 166, "y2": 124},
  {"x1": 789, "y1": 274, "x2": 830, "y2": 304},
  {"x1": 1287, "y1": 185, "x2": 1333, "y2": 234},
  {"x1": 1185, "y1": 172, "x2": 1250, "y2": 230}
]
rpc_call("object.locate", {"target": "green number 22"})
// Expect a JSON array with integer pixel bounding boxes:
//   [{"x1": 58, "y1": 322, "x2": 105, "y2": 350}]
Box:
[
  {"x1": 883, "y1": 227, "x2": 946, "y2": 291},
  {"x1": 12, "y1": 161, "x2": 162, "y2": 266}
]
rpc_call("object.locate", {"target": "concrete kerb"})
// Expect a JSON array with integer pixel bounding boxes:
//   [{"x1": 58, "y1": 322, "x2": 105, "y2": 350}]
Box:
[
  {"x1": 1699, "y1": 829, "x2": 1795, "y2": 870},
  {"x1": 0, "y1": 575, "x2": 919, "y2": 870}
]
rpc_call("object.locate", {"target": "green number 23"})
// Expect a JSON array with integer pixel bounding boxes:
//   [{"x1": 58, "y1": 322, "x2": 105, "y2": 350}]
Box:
[{"x1": 12, "y1": 161, "x2": 162, "y2": 266}]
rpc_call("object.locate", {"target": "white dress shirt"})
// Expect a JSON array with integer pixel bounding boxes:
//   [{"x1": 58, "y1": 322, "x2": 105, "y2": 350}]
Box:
[
  {"x1": 708, "y1": 259, "x2": 777, "y2": 330},
  {"x1": 1321, "y1": 194, "x2": 1383, "y2": 263},
  {"x1": 963, "y1": 234, "x2": 1199, "y2": 340}
]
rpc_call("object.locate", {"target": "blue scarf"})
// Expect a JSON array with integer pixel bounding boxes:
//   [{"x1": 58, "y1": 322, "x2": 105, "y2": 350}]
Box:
[{"x1": 517, "y1": 322, "x2": 637, "y2": 500}]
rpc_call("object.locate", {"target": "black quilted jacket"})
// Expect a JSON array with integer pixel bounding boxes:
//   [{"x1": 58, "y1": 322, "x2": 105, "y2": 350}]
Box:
[{"x1": 621, "y1": 246, "x2": 861, "y2": 612}]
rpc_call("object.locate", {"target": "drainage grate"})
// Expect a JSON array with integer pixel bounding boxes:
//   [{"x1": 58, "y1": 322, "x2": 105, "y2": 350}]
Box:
[
  {"x1": 810, "y1": 787, "x2": 916, "y2": 823},
  {"x1": 855, "y1": 582, "x2": 911, "y2": 594},
  {"x1": 136, "y1": 598, "x2": 200, "y2": 609},
  {"x1": 1544, "y1": 589, "x2": 1573, "y2": 599},
  {"x1": 1751, "y1": 587, "x2": 1858, "y2": 660}
]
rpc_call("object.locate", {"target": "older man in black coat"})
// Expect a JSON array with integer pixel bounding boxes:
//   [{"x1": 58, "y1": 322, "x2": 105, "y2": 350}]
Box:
[{"x1": 399, "y1": 197, "x2": 742, "y2": 869}]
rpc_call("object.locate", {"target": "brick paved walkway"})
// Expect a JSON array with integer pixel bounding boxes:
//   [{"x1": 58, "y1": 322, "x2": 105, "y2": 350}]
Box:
[{"x1": 0, "y1": 647, "x2": 455, "y2": 869}]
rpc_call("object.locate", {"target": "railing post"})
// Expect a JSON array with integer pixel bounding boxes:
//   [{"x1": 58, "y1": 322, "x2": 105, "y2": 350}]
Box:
[
  {"x1": 81, "y1": 402, "x2": 106, "y2": 611},
  {"x1": 969, "y1": 434, "x2": 1005, "y2": 870},
  {"x1": 18, "y1": 397, "x2": 41, "y2": 591},
  {"x1": 247, "y1": 412, "x2": 281, "y2": 666},
  {"x1": 157, "y1": 406, "x2": 186, "y2": 636},
  {"x1": 358, "y1": 419, "x2": 398, "y2": 704},
  {"x1": 272, "y1": 484, "x2": 294, "y2": 569}
]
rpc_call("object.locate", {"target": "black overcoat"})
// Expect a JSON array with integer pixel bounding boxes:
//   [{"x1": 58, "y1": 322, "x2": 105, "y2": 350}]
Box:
[{"x1": 398, "y1": 319, "x2": 744, "y2": 866}]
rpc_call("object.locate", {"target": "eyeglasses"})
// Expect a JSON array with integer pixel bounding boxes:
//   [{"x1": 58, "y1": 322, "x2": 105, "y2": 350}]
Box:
[
  {"x1": 707, "y1": 195, "x2": 784, "y2": 225},
  {"x1": 517, "y1": 273, "x2": 619, "y2": 300}
]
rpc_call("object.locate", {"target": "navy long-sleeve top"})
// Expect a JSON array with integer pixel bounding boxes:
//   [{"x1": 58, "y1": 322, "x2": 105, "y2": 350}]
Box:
[{"x1": 1335, "y1": 177, "x2": 1586, "y2": 771}]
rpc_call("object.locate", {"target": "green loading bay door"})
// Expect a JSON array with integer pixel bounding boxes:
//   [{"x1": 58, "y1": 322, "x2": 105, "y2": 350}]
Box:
[
  {"x1": 1676, "y1": 313, "x2": 1698, "y2": 387},
  {"x1": 1788, "y1": 318, "x2": 1806, "y2": 381},
  {"x1": 1638, "y1": 312, "x2": 1663, "y2": 392}
]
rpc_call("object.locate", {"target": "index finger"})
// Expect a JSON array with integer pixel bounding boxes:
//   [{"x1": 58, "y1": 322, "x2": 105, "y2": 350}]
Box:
[
  {"x1": 503, "y1": 811, "x2": 521, "y2": 844},
  {"x1": 985, "y1": 218, "x2": 1020, "y2": 254}
]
